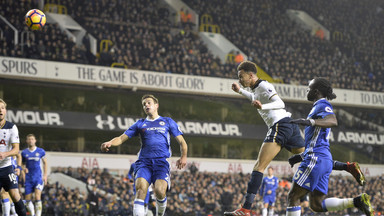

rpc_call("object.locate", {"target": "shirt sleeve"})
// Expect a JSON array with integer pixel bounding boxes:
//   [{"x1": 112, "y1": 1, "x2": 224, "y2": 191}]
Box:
[
  {"x1": 315, "y1": 102, "x2": 335, "y2": 119},
  {"x1": 167, "y1": 118, "x2": 183, "y2": 137},
  {"x1": 261, "y1": 82, "x2": 278, "y2": 100},
  {"x1": 41, "y1": 148, "x2": 46, "y2": 159},
  {"x1": 124, "y1": 120, "x2": 141, "y2": 138},
  {"x1": 10, "y1": 125, "x2": 20, "y2": 144}
]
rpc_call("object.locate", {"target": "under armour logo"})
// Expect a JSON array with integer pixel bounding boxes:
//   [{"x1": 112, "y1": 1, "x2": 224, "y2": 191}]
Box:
[{"x1": 95, "y1": 115, "x2": 115, "y2": 130}]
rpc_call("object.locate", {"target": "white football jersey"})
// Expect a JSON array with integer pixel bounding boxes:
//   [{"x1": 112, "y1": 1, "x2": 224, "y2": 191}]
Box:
[
  {"x1": 251, "y1": 80, "x2": 291, "y2": 127},
  {"x1": 0, "y1": 121, "x2": 20, "y2": 168}
]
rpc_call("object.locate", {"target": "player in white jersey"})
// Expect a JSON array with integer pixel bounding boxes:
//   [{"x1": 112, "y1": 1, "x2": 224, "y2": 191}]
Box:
[
  {"x1": 224, "y1": 61, "x2": 365, "y2": 216},
  {"x1": 1, "y1": 155, "x2": 21, "y2": 216},
  {"x1": 0, "y1": 99, "x2": 27, "y2": 216},
  {"x1": 101, "y1": 94, "x2": 188, "y2": 216},
  {"x1": 224, "y1": 61, "x2": 306, "y2": 216}
]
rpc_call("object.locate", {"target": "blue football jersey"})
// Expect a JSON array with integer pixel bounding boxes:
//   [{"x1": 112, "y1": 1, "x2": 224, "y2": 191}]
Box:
[
  {"x1": 303, "y1": 98, "x2": 334, "y2": 159},
  {"x1": 260, "y1": 176, "x2": 279, "y2": 196},
  {"x1": 124, "y1": 116, "x2": 183, "y2": 159},
  {"x1": 21, "y1": 147, "x2": 46, "y2": 179}
]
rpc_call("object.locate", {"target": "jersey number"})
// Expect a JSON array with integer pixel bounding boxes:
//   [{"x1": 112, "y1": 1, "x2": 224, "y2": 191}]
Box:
[
  {"x1": 293, "y1": 170, "x2": 303, "y2": 181},
  {"x1": 8, "y1": 173, "x2": 17, "y2": 184}
]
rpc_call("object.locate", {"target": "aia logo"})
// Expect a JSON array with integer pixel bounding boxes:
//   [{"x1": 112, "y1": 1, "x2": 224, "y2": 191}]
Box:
[{"x1": 0, "y1": 139, "x2": 6, "y2": 146}]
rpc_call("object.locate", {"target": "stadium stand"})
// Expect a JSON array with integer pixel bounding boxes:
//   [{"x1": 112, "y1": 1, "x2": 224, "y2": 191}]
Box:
[
  {"x1": 46, "y1": 167, "x2": 383, "y2": 216},
  {"x1": 184, "y1": 0, "x2": 384, "y2": 91}
]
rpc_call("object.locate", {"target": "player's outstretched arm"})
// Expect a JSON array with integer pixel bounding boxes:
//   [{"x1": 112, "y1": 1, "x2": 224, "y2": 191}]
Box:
[
  {"x1": 100, "y1": 134, "x2": 129, "y2": 152},
  {"x1": 291, "y1": 114, "x2": 338, "y2": 128},
  {"x1": 174, "y1": 135, "x2": 188, "y2": 170}
]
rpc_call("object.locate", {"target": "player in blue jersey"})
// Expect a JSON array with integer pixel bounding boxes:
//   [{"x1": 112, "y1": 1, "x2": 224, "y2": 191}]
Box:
[
  {"x1": 259, "y1": 167, "x2": 278, "y2": 216},
  {"x1": 0, "y1": 99, "x2": 27, "y2": 216},
  {"x1": 224, "y1": 62, "x2": 365, "y2": 216},
  {"x1": 101, "y1": 94, "x2": 188, "y2": 216},
  {"x1": 286, "y1": 78, "x2": 374, "y2": 216},
  {"x1": 21, "y1": 134, "x2": 48, "y2": 216}
]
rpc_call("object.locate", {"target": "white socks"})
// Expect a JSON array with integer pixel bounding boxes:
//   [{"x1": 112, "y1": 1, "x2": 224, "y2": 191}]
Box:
[
  {"x1": 262, "y1": 208, "x2": 268, "y2": 216},
  {"x1": 133, "y1": 199, "x2": 145, "y2": 216},
  {"x1": 35, "y1": 200, "x2": 42, "y2": 216},
  {"x1": 268, "y1": 208, "x2": 274, "y2": 216},
  {"x1": 156, "y1": 197, "x2": 167, "y2": 216},
  {"x1": 26, "y1": 200, "x2": 35, "y2": 216},
  {"x1": 286, "y1": 206, "x2": 301, "y2": 216},
  {"x1": 2, "y1": 198, "x2": 10, "y2": 216},
  {"x1": 322, "y1": 198, "x2": 354, "y2": 211}
]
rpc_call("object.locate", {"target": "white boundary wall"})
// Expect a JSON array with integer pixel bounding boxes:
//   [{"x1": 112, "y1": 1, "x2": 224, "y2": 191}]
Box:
[
  {"x1": 46, "y1": 152, "x2": 384, "y2": 177},
  {"x1": 1, "y1": 57, "x2": 384, "y2": 109}
]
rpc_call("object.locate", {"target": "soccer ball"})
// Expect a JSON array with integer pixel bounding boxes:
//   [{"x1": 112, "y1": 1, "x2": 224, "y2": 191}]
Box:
[{"x1": 25, "y1": 9, "x2": 46, "y2": 30}]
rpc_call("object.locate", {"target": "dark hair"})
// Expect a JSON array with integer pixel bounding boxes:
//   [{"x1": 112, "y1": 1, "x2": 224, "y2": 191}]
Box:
[
  {"x1": 141, "y1": 94, "x2": 159, "y2": 104},
  {"x1": 237, "y1": 61, "x2": 257, "y2": 74},
  {"x1": 312, "y1": 78, "x2": 337, "y2": 100},
  {"x1": 26, "y1": 134, "x2": 36, "y2": 139}
]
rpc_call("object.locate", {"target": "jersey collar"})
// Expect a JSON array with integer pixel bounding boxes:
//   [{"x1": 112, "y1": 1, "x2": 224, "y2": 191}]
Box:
[
  {"x1": 313, "y1": 98, "x2": 327, "y2": 105},
  {"x1": 28, "y1": 146, "x2": 37, "y2": 152},
  {"x1": 146, "y1": 116, "x2": 161, "y2": 122},
  {"x1": 251, "y1": 79, "x2": 263, "y2": 90}
]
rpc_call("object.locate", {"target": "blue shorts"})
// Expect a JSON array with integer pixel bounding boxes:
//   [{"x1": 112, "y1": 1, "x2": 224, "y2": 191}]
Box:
[
  {"x1": 25, "y1": 175, "x2": 44, "y2": 195},
  {"x1": 264, "y1": 117, "x2": 305, "y2": 151},
  {"x1": 0, "y1": 166, "x2": 19, "y2": 191},
  {"x1": 263, "y1": 194, "x2": 276, "y2": 206},
  {"x1": 292, "y1": 154, "x2": 332, "y2": 195},
  {"x1": 135, "y1": 158, "x2": 170, "y2": 189}
]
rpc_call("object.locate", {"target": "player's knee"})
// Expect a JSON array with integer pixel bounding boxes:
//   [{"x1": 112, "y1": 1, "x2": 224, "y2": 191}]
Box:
[
  {"x1": 309, "y1": 201, "x2": 324, "y2": 212},
  {"x1": 154, "y1": 187, "x2": 166, "y2": 200},
  {"x1": 287, "y1": 191, "x2": 300, "y2": 206}
]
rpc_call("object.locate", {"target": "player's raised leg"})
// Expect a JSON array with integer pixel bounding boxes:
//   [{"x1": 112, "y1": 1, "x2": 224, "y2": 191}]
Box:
[
  {"x1": 224, "y1": 142, "x2": 281, "y2": 216},
  {"x1": 134, "y1": 177, "x2": 149, "y2": 216},
  {"x1": 154, "y1": 179, "x2": 168, "y2": 216},
  {"x1": 8, "y1": 188, "x2": 26, "y2": 216}
]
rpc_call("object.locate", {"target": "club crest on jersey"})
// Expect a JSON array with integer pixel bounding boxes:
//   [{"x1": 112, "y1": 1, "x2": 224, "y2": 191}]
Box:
[
  {"x1": 325, "y1": 107, "x2": 333, "y2": 112},
  {"x1": 159, "y1": 121, "x2": 165, "y2": 126},
  {"x1": 36, "y1": 153, "x2": 40, "y2": 157}
]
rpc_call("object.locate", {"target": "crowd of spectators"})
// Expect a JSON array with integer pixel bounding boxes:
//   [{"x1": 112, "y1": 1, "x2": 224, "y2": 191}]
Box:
[
  {"x1": 2, "y1": 0, "x2": 383, "y2": 91},
  {"x1": 184, "y1": 0, "x2": 384, "y2": 91},
  {"x1": 42, "y1": 166, "x2": 384, "y2": 216}
]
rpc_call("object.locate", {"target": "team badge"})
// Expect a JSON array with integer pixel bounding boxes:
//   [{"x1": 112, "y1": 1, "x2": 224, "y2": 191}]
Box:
[
  {"x1": 325, "y1": 107, "x2": 333, "y2": 112},
  {"x1": 159, "y1": 121, "x2": 165, "y2": 126},
  {"x1": 36, "y1": 153, "x2": 40, "y2": 157}
]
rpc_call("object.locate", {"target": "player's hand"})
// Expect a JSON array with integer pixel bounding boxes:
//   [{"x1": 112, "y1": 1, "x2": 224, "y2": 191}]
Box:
[
  {"x1": 43, "y1": 175, "x2": 48, "y2": 185},
  {"x1": 0, "y1": 152, "x2": 7, "y2": 160},
  {"x1": 176, "y1": 156, "x2": 187, "y2": 170},
  {"x1": 25, "y1": 168, "x2": 29, "y2": 174},
  {"x1": 267, "y1": 190, "x2": 272, "y2": 194},
  {"x1": 14, "y1": 168, "x2": 20, "y2": 176},
  {"x1": 100, "y1": 142, "x2": 112, "y2": 152},
  {"x1": 290, "y1": 118, "x2": 313, "y2": 126},
  {"x1": 288, "y1": 154, "x2": 303, "y2": 167},
  {"x1": 232, "y1": 82, "x2": 241, "y2": 93},
  {"x1": 251, "y1": 100, "x2": 262, "y2": 109}
]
